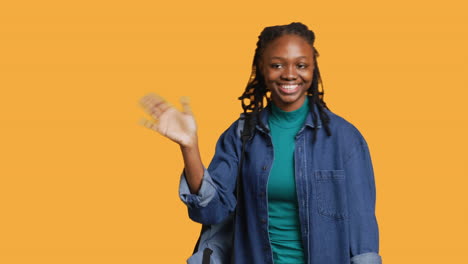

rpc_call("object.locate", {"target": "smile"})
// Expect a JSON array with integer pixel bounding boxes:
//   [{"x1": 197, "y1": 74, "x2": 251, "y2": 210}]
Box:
[{"x1": 278, "y1": 83, "x2": 302, "y2": 93}]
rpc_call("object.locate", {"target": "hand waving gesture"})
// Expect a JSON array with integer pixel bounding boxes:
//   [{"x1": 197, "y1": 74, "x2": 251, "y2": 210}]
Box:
[{"x1": 139, "y1": 93, "x2": 198, "y2": 147}]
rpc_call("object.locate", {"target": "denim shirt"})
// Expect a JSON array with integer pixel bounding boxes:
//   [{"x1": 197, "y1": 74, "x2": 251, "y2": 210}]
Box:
[{"x1": 179, "y1": 105, "x2": 382, "y2": 264}]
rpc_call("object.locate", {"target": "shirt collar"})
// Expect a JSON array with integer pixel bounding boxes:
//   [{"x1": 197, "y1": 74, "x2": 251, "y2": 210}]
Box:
[{"x1": 256, "y1": 100, "x2": 323, "y2": 134}]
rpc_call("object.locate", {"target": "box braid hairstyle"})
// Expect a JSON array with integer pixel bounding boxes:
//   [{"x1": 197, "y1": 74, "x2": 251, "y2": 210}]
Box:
[{"x1": 238, "y1": 22, "x2": 332, "y2": 143}]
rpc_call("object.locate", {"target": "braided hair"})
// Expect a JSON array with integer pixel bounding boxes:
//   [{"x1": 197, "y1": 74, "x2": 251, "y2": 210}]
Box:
[{"x1": 238, "y1": 22, "x2": 332, "y2": 142}]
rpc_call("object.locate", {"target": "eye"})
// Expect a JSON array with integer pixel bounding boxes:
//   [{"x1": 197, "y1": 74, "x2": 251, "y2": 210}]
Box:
[
  {"x1": 297, "y1": 63, "x2": 308, "y2": 69},
  {"x1": 270, "y1": 63, "x2": 283, "y2": 69}
]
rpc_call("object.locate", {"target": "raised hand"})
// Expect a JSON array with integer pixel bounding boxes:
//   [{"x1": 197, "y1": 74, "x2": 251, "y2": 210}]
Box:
[{"x1": 139, "y1": 93, "x2": 198, "y2": 147}]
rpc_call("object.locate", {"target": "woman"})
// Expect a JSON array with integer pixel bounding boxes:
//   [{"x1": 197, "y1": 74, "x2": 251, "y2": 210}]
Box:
[{"x1": 140, "y1": 22, "x2": 382, "y2": 264}]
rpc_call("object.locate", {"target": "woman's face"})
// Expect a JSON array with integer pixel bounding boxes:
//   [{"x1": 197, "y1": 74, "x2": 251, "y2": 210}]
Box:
[{"x1": 259, "y1": 34, "x2": 314, "y2": 112}]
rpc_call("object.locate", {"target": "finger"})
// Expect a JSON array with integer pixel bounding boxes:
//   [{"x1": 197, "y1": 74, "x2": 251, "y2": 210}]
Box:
[
  {"x1": 140, "y1": 93, "x2": 172, "y2": 118},
  {"x1": 144, "y1": 94, "x2": 172, "y2": 118},
  {"x1": 148, "y1": 107, "x2": 162, "y2": 120},
  {"x1": 139, "y1": 93, "x2": 159, "y2": 108},
  {"x1": 140, "y1": 93, "x2": 165, "y2": 110},
  {"x1": 139, "y1": 118, "x2": 159, "y2": 132},
  {"x1": 180, "y1": 96, "x2": 193, "y2": 115}
]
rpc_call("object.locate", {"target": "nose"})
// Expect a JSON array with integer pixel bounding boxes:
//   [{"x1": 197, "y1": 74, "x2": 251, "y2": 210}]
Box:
[{"x1": 280, "y1": 65, "x2": 297, "y2": 80}]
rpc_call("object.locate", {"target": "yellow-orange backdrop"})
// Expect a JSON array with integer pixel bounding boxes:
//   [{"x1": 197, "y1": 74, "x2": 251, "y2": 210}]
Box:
[{"x1": 1, "y1": 0, "x2": 467, "y2": 263}]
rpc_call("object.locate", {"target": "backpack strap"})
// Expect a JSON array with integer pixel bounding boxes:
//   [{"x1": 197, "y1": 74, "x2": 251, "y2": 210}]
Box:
[
  {"x1": 192, "y1": 224, "x2": 209, "y2": 254},
  {"x1": 202, "y1": 248, "x2": 213, "y2": 264},
  {"x1": 237, "y1": 112, "x2": 254, "y2": 141},
  {"x1": 193, "y1": 113, "x2": 255, "y2": 263},
  {"x1": 230, "y1": 112, "x2": 254, "y2": 263}
]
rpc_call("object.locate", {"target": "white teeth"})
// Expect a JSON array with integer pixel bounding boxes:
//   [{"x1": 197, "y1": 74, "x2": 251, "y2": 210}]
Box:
[{"x1": 280, "y1": 84, "x2": 299, "y2": 90}]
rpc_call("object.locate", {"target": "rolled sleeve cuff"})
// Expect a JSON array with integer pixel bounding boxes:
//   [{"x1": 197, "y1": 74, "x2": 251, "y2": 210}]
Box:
[
  {"x1": 179, "y1": 168, "x2": 217, "y2": 208},
  {"x1": 351, "y1": 252, "x2": 382, "y2": 264}
]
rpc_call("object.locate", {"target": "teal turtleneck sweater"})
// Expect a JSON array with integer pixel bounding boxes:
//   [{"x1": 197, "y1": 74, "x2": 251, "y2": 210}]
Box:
[{"x1": 267, "y1": 97, "x2": 309, "y2": 264}]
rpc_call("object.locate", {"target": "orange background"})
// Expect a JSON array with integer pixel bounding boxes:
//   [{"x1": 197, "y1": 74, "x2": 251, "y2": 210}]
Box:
[{"x1": 1, "y1": 0, "x2": 467, "y2": 263}]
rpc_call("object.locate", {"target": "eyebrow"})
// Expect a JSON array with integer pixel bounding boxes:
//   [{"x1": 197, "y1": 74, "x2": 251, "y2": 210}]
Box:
[{"x1": 270, "y1": 56, "x2": 308, "y2": 60}]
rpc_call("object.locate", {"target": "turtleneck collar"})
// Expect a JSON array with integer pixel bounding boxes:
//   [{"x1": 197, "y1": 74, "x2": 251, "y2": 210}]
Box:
[{"x1": 269, "y1": 96, "x2": 309, "y2": 129}]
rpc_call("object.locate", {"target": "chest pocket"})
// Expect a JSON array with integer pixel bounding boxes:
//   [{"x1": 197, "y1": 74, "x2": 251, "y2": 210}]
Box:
[{"x1": 314, "y1": 170, "x2": 348, "y2": 220}]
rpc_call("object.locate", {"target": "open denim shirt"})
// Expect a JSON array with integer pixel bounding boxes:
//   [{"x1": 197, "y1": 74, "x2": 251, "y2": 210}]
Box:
[{"x1": 179, "y1": 105, "x2": 382, "y2": 264}]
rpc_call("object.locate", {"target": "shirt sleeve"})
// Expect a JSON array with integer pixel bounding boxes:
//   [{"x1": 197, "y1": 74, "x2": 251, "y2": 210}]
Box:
[
  {"x1": 344, "y1": 135, "x2": 382, "y2": 264},
  {"x1": 179, "y1": 167, "x2": 217, "y2": 208},
  {"x1": 178, "y1": 121, "x2": 241, "y2": 225}
]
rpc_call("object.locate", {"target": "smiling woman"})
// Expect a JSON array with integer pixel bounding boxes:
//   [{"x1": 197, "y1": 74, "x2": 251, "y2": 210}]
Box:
[
  {"x1": 139, "y1": 22, "x2": 382, "y2": 264},
  {"x1": 259, "y1": 34, "x2": 314, "y2": 112}
]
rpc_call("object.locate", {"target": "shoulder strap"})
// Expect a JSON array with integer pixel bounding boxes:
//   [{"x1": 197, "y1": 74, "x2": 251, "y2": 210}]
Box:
[
  {"x1": 230, "y1": 112, "x2": 254, "y2": 263},
  {"x1": 239, "y1": 112, "x2": 254, "y2": 143},
  {"x1": 193, "y1": 113, "x2": 255, "y2": 262},
  {"x1": 235, "y1": 112, "x2": 254, "y2": 201}
]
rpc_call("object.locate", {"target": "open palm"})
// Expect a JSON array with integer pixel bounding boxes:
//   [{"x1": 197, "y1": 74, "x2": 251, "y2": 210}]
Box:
[{"x1": 139, "y1": 93, "x2": 197, "y2": 147}]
